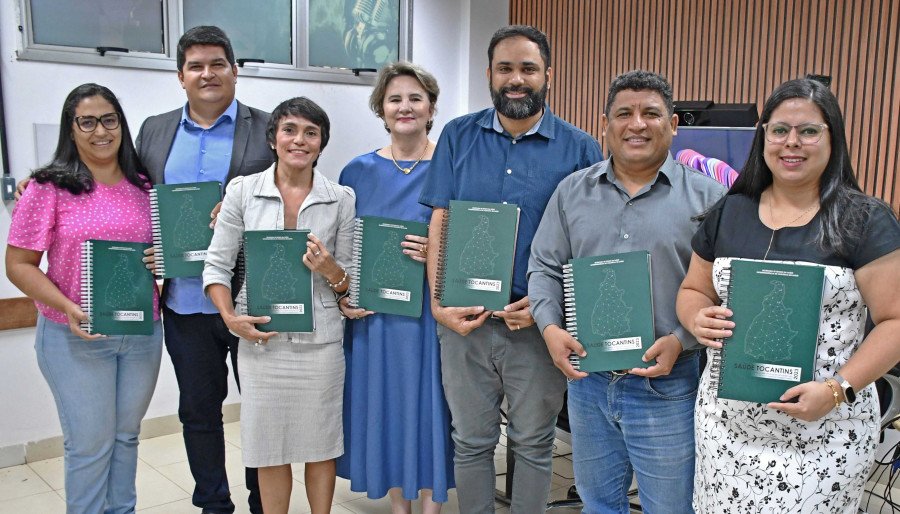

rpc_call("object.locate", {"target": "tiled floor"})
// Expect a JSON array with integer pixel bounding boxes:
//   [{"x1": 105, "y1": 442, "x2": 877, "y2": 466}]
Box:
[{"x1": 0, "y1": 423, "x2": 581, "y2": 513}]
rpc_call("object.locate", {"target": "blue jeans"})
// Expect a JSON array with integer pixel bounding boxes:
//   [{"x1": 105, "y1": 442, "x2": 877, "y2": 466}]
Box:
[
  {"x1": 35, "y1": 315, "x2": 163, "y2": 514},
  {"x1": 568, "y1": 353, "x2": 699, "y2": 514}
]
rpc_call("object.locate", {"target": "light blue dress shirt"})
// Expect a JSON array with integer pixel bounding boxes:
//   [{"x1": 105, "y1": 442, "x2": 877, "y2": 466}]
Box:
[{"x1": 164, "y1": 99, "x2": 238, "y2": 314}]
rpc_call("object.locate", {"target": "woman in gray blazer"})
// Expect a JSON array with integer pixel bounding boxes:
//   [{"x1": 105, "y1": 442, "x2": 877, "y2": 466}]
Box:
[{"x1": 203, "y1": 97, "x2": 355, "y2": 514}]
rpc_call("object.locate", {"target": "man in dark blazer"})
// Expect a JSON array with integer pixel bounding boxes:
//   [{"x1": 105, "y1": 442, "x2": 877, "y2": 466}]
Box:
[{"x1": 136, "y1": 26, "x2": 272, "y2": 514}]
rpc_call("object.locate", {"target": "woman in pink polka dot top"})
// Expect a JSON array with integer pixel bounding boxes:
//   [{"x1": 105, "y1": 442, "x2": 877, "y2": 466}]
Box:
[{"x1": 6, "y1": 83, "x2": 163, "y2": 514}]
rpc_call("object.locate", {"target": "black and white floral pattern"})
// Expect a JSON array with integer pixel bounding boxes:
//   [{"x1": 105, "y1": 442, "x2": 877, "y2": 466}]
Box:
[{"x1": 693, "y1": 258, "x2": 878, "y2": 514}]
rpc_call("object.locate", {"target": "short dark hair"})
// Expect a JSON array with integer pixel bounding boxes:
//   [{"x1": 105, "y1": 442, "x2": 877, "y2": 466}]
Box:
[
  {"x1": 730, "y1": 77, "x2": 887, "y2": 257},
  {"x1": 369, "y1": 61, "x2": 440, "y2": 133},
  {"x1": 31, "y1": 83, "x2": 149, "y2": 194},
  {"x1": 177, "y1": 26, "x2": 236, "y2": 71},
  {"x1": 487, "y1": 25, "x2": 551, "y2": 70},
  {"x1": 266, "y1": 97, "x2": 331, "y2": 168},
  {"x1": 605, "y1": 70, "x2": 675, "y2": 116}
]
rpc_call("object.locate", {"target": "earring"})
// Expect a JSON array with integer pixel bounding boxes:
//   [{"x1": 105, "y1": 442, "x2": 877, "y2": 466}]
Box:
[
  {"x1": 383, "y1": 121, "x2": 391, "y2": 133},
  {"x1": 426, "y1": 119, "x2": 434, "y2": 131},
  {"x1": 270, "y1": 145, "x2": 275, "y2": 150}
]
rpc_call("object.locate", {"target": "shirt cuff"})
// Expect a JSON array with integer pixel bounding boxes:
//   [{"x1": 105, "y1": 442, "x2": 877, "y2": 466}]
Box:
[{"x1": 671, "y1": 324, "x2": 698, "y2": 351}]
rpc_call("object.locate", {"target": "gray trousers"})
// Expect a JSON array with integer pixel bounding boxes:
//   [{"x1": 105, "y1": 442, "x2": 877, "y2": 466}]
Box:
[{"x1": 438, "y1": 319, "x2": 567, "y2": 513}]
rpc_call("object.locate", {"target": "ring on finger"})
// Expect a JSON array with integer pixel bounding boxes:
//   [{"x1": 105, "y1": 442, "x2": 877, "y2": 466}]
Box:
[
  {"x1": 255, "y1": 338, "x2": 262, "y2": 346},
  {"x1": 314, "y1": 250, "x2": 321, "y2": 256}
]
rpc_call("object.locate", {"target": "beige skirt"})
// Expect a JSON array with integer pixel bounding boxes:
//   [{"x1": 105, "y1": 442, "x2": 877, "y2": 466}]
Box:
[{"x1": 238, "y1": 338, "x2": 344, "y2": 467}]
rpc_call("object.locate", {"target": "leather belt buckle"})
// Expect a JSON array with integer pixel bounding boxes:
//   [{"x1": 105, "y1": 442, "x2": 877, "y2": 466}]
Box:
[{"x1": 610, "y1": 369, "x2": 630, "y2": 376}]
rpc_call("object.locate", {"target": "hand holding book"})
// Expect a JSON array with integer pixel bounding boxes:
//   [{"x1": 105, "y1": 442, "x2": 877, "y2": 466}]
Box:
[
  {"x1": 399, "y1": 233, "x2": 429, "y2": 263},
  {"x1": 490, "y1": 296, "x2": 535, "y2": 332},
  {"x1": 767, "y1": 380, "x2": 840, "y2": 422},
  {"x1": 219, "y1": 309, "x2": 277, "y2": 344},
  {"x1": 303, "y1": 233, "x2": 347, "y2": 293},
  {"x1": 626, "y1": 334, "x2": 683, "y2": 378},
  {"x1": 543, "y1": 324, "x2": 588, "y2": 380},
  {"x1": 64, "y1": 301, "x2": 105, "y2": 340},
  {"x1": 338, "y1": 296, "x2": 374, "y2": 320},
  {"x1": 430, "y1": 300, "x2": 490, "y2": 336},
  {"x1": 142, "y1": 247, "x2": 157, "y2": 274},
  {"x1": 688, "y1": 305, "x2": 734, "y2": 349}
]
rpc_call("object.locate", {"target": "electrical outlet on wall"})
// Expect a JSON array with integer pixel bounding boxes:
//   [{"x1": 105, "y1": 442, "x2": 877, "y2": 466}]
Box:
[{"x1": 2, "y1": 176, "x2": 15, "y2": 201}]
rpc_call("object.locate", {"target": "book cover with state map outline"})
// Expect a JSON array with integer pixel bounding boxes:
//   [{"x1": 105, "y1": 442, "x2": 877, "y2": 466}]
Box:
[
  {"x1": 150, "y1": 181, "x2": 221, "y2": 278},
  {"x1": 564, "y1": 251, "x2": 655, "y2": 372},
  {"x1": 715, "y1": 259, "x2": 824, "y2": 403},
  {"x1": 243, "y1": 230, "x2": 314, "y2": 333},
  {"x1": 435, "y1": 200, "x2": 520, "y2": 312},
  {"x1": 80, "y1": 240, "x2": 154, "y2": 335},
  {"x1": 348, "y1": 216, "x2": 427, "y2": 317}
]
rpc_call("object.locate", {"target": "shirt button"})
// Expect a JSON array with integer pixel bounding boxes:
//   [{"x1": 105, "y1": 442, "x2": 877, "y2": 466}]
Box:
[
  {"x1": 506, "y1": 169, "x2": 512, "y2": 175},
  {"x1": 623, "y1": 234, "x2": 630, "y2": 239},
  {"x1": 199, "y1": 169, "x2": 205, "y2": 174},
  {"x1": 627, "y1": 201, "x2": 633, "y2": 206},
  {"x1": 512, "y1": 140, "x2": 517, "y2": 145}
]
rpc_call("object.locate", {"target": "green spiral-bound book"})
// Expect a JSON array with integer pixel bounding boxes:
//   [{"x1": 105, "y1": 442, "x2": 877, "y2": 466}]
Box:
[
  {"x1": 243, "y1": 230, "x2": 314, "y2": 333},
  {"x1": 80, "y1": 240, "x2": 154, "y2": 335},
  {"x1": 348, "y1": 216, "x2": 427, "y2": 317},
  {"x1": 563, "y1": 251, "x2": 655, "y2": 372},
  {"x1": 715, "y1": 259, "x2": 825, "y2": 403},
  {"x1": 150, "y1": 181, "x2": 221, "y2": 278},
  {"x1": 434, "y1": 200, "x2": 520, "y2": 311}
]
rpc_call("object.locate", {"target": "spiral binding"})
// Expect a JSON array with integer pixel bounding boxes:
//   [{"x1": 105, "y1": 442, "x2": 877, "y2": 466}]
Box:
[
  {"x1": 562, "y1": 263, "x2": 581, "y2": 370},
  {"x1": 348, "y1": 218, "x2": 365, "y2": 307},
  {"x1": 79, "y1": 241, "x2": 94, "y2": 334},
  {"x1": 149, "y1": 188, "x2": 166, "y2": 277},
  {"x1": 709, "y1": 263, "x2": 733, "y2": 396},
  {"x1": 433, "y1": 207, "x2": 452, "y2": 301},
  {"x1": 236, "y1": 238, "x2": 248, "y2": 316}
]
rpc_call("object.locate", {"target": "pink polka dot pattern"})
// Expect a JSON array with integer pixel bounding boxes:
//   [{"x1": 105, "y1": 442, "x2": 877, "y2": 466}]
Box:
[{"x1": 8, "y1": 178, "x2": 161, "y2": 323}]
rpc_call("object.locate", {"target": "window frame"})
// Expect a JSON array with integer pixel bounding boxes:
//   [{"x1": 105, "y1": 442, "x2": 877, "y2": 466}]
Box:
[{"x1": 15, "y1": 0, "x2": 413, "y2": 85}]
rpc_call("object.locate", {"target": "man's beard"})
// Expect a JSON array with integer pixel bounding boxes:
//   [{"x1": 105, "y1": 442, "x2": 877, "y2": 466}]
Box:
[{"x1": 490, "y1": 81, "x2": 548, "y2": 120}]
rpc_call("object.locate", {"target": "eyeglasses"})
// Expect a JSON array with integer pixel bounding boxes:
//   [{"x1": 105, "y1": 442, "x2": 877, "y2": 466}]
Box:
[
  {"x1": 762, "y1": 122, "x2": 828, "y2": 144},
  {"x1": 74, "y1": 113, "x2": 120, "y2": 133}
]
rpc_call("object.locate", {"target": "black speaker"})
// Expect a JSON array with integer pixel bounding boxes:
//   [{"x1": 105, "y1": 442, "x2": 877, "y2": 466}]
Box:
[
  {"x1": 674, "y1": 100, "x2": 713, "y2": 126},
  {"x1": 706, "y1": 103, "x2": 759, "y2": 127}
]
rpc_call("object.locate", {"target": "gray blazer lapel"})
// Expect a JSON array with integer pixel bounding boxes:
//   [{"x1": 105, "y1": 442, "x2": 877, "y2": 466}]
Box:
[{"x1": 228, "y1": 102, "x2": 252, "y2": 183}]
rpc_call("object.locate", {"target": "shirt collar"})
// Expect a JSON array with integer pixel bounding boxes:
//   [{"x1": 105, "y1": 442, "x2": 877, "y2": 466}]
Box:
[
  {"x1": 253, "y1": 163, "x2": 339, "y2": 206},
  {"x1": 591, "y1": 152, "x2": 676, "y2": 187},
  {"x1": 180, "y1": 99, "x2": 238, "y2": 129},
  {"x1": 476, "y1": 106, "x2": 556, "y2": 140}
]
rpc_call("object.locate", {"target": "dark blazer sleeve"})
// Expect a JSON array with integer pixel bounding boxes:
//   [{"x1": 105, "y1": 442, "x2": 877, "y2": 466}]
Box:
[
  {"x1": 226, "y1": 102, "x2": 274, "y2": 185},
  {"x1": 135, "y1": 108, "x2": 182, "y2": 185}
]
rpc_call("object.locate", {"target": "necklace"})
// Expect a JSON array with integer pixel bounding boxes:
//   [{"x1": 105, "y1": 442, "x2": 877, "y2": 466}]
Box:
[
  {"x1": 762, "y1": 192, "x2": 818, "y2": 260},
  {"x1": 389, "y1": 142, "x2": 429, "y2": 174}
]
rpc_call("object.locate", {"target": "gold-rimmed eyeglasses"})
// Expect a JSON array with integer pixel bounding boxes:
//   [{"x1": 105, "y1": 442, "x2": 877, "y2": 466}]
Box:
[
  {"x1": 74, "y1": 112, "x2": 120, "y2": 133},
  {"x1": 762, "y1": 122, "x2": 828, "y2": 144}
]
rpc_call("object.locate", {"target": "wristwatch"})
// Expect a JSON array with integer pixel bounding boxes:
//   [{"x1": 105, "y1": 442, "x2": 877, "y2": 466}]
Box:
[{"x1": 832, "y1": 373, "x2": 856, "y2": 404}]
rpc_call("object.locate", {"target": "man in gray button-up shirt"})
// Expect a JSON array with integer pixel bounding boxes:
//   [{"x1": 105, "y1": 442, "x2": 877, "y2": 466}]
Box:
[{"x1": 527, "y1": 70, "x2": 725, "y2": 513}]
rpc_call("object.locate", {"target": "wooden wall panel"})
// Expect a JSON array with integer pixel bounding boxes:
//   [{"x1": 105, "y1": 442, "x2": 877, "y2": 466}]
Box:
[{"x1": 510, "y1": 0, "x2": 900, "y2": 213}]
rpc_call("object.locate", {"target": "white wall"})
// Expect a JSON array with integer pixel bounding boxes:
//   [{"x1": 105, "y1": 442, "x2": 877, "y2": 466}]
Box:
[{"x1": 0, "y1": 0, "x2": 508, "y2": 453}]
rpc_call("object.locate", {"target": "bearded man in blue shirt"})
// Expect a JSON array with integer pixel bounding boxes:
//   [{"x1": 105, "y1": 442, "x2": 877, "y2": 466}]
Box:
[{"x1": 420, "y1": 25, "x2": 602, "y2": 513}]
